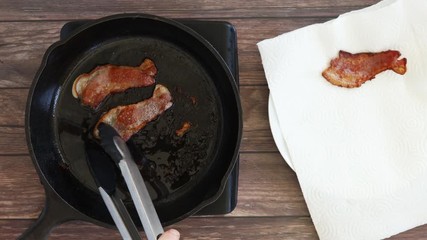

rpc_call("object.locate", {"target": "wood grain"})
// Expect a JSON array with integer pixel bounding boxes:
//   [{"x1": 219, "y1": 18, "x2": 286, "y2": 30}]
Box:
[
  {"x1": 1, "y1": 217, "x2": 318, "y2": 240},
  {"x1": 0, "y1": 153, "x2": 301, "y2": 219},
  {"x1": 0, "y1": 128, "x2": 280, "y2": 155},
  {"x1": 1, "y1": 0, "x2": 426, "y2": 239},
  {"x1": 4, "y1": 218, "x2": 427, "y2": 240},
  {"x1": 0, "y1": 86, "x2": 277, "y2": 154},
  {"x1": 0, "y1": 156, "x2": 44, "y2": 218},
  {"x1": 231, "y1": 153, "x2": 307, "y2": 217},
  {"x1": 0, "y1": 126, "x2": 28, "y2": 154},
  {"x1": 235, "y1": 18, "x2": 330, "y2": 86},
  {"x1": 0, "y1": 0, "x2": 380, "y2": 20},
  {"x1": 0, "y1": 18, "x2": 333, "y2": 88},
  {"x1": 0, "y1": 89, "x2": 27, "y2": 126}
]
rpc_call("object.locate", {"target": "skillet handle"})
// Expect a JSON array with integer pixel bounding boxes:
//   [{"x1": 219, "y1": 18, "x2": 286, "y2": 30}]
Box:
[{"x1": 18, "y1": 186, "x2": 88, "y2": 240}]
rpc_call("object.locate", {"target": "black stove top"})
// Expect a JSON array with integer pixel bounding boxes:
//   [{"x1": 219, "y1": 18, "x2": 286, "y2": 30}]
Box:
[{"x1": 61, "y1": 19, "x2": 239, "y2": 215}]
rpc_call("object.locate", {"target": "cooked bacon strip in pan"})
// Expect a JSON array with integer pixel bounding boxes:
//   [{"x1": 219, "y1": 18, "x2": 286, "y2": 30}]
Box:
[
  {"x1": 322, "y1": 50, "x2": 407, "y2": 88},
  {"x1": 176, "y1": 121, "x2": 191, "y2": 137},
  {"x1": 72, "y1": 58, "x2": 157, "y2": 109},
  {"x1": 94, "y1": 84, "x2": 173, "y2": 141}
]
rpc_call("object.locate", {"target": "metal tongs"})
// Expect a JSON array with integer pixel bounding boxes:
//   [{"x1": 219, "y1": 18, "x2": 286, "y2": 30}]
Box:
[{"x1": 85, "y1": 123, "x2": 164, "y2": 240}]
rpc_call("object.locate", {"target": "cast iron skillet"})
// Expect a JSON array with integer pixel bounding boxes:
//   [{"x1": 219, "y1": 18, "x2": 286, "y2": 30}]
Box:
[{"x1": 21, "y1": 14, "x2": 242, "y2": 239}]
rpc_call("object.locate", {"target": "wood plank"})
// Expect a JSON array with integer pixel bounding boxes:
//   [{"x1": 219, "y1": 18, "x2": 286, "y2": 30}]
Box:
[
  {"x1": 0, "y1": 153, "x2": 301, "y2": 219},
  {"x1": 239, "y1": 86, "x2": 269, "y2": 132},
  {"x1": 4, "y1": 218, "x2": 427, "y2": 240},
  {"x1": 0, "y1": 0, "x2": 380, "y2": 20},
  {"x1": 0, "y1": 125, "x2": 277, "y2": 157},
  {"x1": 240, "y1": 129, "x2": 277, "y2": 153},
  {"x1": 0, "y1": 18, "x2": 313, "y2": 153},
  {"x1": 0, "y1": 127, "x2": 279, "y2": 155},
  {"x1": 46, "y1": 220, "x2": 427, "y2": 240},
  {"x1": 0, "y1": 155, "x2": 44, "y2": 219},
  {"x1": 235, "y1": 18, "x2": 331, "y2": 86},
  {"x1": 232, "y1": 153, "x2": 305, "y2": 217},
  {"x1": 0, "y1": 22, "x2": 56, "y2": 88},
  {"x1": 0, "y1": 89, "x2": 27, "y2": 126},
  {"x1": 0, "y1": 86, "x2": 278, "y2": 154},
  {"x1": 0, "y1": 126, "x2": 28, "y2": 154},
  {"x1": 1, "y1": 217, "x2": 318, "y2": 240},
  {"x1": 0, "y1": 18, "x2": 331, "y2": 88}
]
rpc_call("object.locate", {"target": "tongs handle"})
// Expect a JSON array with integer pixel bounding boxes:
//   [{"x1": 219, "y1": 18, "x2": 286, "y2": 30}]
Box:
[
  {"x1": 99, "y1": 188, "x2": 141, "y2": 240},
  {"x1": 114, "y1": 136, "x2": 164, "y2": 240},
  {"x1": 99, "y1": 123, "x2": 164, "y2": 240},
  {"x1": 85, "y1": 140, "x2": 141, "y2": 240}
]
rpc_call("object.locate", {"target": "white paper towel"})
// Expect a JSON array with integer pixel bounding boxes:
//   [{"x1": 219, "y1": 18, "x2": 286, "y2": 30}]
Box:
[
  {"x1": 258, "y1": 0, "x2": 427, "y2": 239},
  {"x1": 267, "y1": 0, "x2": 401, "y2": 171}
]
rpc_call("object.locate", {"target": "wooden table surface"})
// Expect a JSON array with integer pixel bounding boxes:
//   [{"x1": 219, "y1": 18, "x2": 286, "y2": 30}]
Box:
[{"x1": 1, "y1": 0, "x2": 426, "y2": 239}]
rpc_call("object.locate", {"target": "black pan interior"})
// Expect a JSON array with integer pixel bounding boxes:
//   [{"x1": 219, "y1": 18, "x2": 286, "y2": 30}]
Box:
[{"x1": 27, "y1": 15, "x2": 241, "y2": 226}]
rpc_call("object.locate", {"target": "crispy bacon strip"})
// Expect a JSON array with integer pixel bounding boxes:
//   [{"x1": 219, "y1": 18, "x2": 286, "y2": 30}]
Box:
[
  {"x1": 322, "y1": 50, "x2": 407, "y2": 88},
  {"x1": 72, "y1": 58, "x2": 157, "y2": 109},
  {"x1": 94, "y1": 84, "x2": 173, "y2": 141}
]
